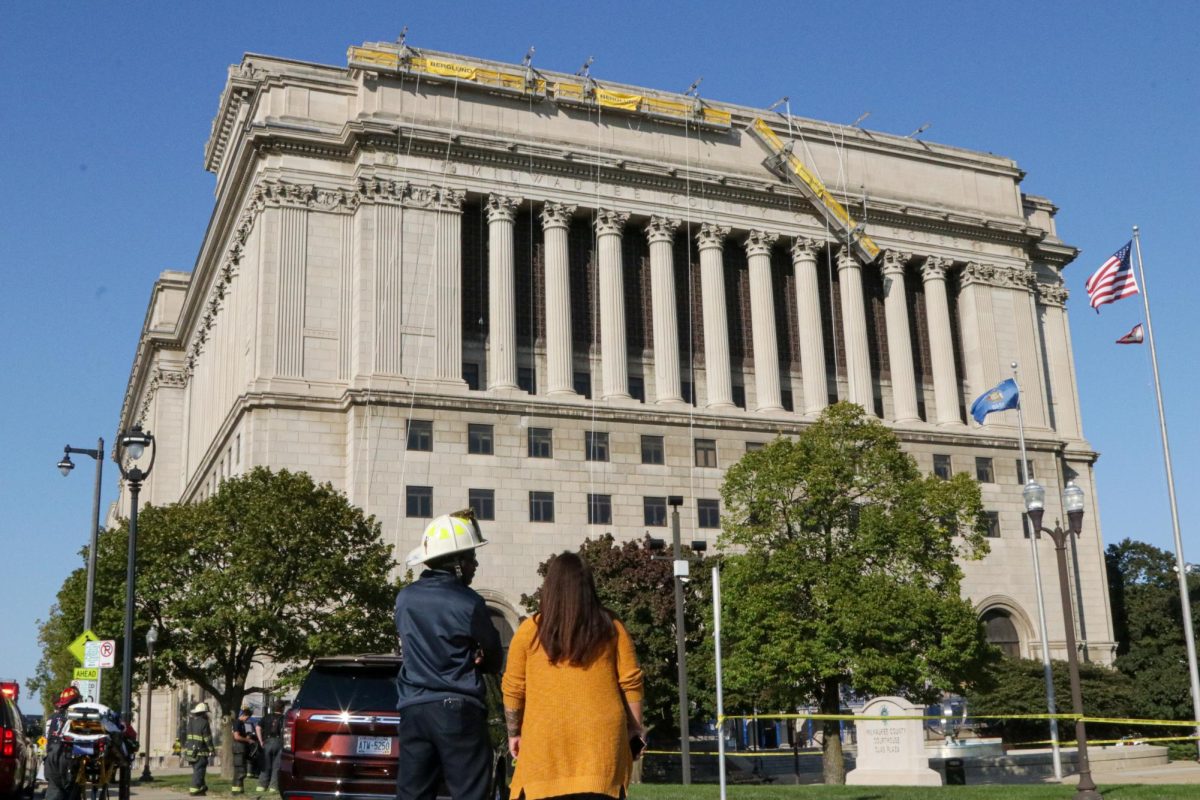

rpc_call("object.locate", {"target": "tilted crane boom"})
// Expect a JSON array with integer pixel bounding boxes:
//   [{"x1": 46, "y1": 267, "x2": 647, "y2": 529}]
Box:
[{"x1": 747, "y1": 118, "x2": 880, "y2": 264}]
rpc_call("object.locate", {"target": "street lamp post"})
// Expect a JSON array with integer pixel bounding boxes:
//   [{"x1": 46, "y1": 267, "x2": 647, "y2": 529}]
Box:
[
  {"x1": 1024, "y1": 479, "x2": 1101, "y2": 800},
  {"x1": 141, "y1": 625, "x2": 158, "y2": 782},
  {"x1": 114, "y1": 423, "x2": 155, "y2": 800},
  {"x1": 58, "y1": 438, "x2": 105, "y2": 632}
]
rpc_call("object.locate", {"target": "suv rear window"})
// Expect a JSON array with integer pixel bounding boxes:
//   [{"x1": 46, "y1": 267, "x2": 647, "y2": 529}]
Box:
[{"x1": 293, "y1": 664, "x2": 400, "y2": 711}]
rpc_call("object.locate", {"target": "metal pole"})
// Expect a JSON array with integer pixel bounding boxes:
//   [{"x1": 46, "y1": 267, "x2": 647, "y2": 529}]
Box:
[
  {"x1": 1013, "y1": 364, "x2": 1063, "y2": 779},
  {"x1": 670, "y1": 503, "x2": 691, "y2": 784},
  {"x1": 1131, "y1": 226, "x2": 1200, "y2": 756},
  {"x1": 120, "y1": 479, "x2": 140, "y2": 800},
  {"x1": 141, "y1": 640, "x2": 154, "y2": 781},
  {"x1": 84, "y1": 437, "x2": 104, "y2": 633},
  {"x1": 1049, "y1": 525, "x2": 1101, "y2": 799},
  {"x1": 713, "y1": 565, "x2": 727, "y2": 800}
]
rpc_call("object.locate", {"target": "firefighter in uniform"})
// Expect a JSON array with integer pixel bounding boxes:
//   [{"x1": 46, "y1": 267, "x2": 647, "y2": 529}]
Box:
[
  {"x1": 43, "y1": 686, "x2": 82, "y2": 800},
  {"x1": 183, "y1": 702, "x2": 214, "y2": 796},
  {"x1": 394, "y1": 509, "x2": 503, "y2": 800},
  {"x1": 230, "y1": 707, "x2": 256, "y2": 794}
]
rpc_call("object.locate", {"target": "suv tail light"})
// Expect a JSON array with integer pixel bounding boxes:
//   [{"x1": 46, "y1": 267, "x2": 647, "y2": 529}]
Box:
[
  {"x1": 283, "y1": 708, "x2": 296, "y2": 752},
  {"x1": 1, "y1": 727, "x2": 14, "y2": 757}
]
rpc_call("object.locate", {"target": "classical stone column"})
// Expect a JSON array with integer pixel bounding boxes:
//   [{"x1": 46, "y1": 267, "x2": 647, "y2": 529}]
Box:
[
  {"x1": 745, "y1": 230, "x2": 783, "y2": 412},
  {"x1": 697, "y1": 224, "x2": 734, "y2": 409},
  {"x1": 837, "y1": 248, "x2": 874, "y2": 413},
  {"x1": 646, "y1": 216, "x2": 683, "y2": 403},
  {"x1": 595, "y1": 209, "x2": 631, "y2": 400},
  {"x1": 541, "y1": 202, "x2": 576, "y2": 395},
  {"x1": 791, "y1": 238, "x2": 828, "y2": 414},
  {"x1": 486, "y1": 194, "x2": 520, "y2": 390},
  {"x1": 880, "y1": 250, "x2": 920, "y2": 422},
  {"x1": 434, "y1": 187, "x2": 465, "y2": 381},
  {"x1": 922, "y1": 256, "x2": 963, "y2": 425}
]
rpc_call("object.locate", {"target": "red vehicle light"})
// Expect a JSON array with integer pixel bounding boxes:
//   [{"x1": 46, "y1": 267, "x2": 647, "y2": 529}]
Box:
[
  {"x1": 1, "y1": 727, "x2": 14, "y2": 757},
  {"x1": 282, "y1": 708, "x2": 296, "y2": 752},
  {"x1": 0, "y1": 681, "x2": 17, "y2": 701}
]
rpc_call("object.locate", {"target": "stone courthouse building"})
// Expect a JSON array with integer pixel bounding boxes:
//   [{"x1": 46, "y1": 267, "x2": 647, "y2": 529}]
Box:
[{"x1": 116, "y1": 43, "x2": 1116, "y2": 722}]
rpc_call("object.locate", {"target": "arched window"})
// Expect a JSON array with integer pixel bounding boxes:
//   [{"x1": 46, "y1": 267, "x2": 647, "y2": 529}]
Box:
[
  {"x1": 488, "y1": 607, "x2": 516, "y2": 665},
  {"x1": 981, "y1": 608, "x2": 1021, "y2": 657}
]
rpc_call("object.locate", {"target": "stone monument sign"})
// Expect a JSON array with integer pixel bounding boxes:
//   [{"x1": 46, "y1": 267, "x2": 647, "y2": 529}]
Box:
[{"x1": 846, "y1": 696, "x2": 943, "y2": 786}]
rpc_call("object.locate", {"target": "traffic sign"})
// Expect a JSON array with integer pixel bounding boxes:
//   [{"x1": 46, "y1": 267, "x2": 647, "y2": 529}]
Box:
[
  {"x1": 97, "y1": 640, "x2": 116, "y2": 668},
  {"x1": 83, "y1": 642, "x2": 100, "y2": 668},
  {"x1": 73, "y1": 668, "x2": 99, "y2": 681},
  {"x1": 68, "y1": 630, "x2": 100, "y2": 664},
  {"x1": 71, "y1": 679, "x2": 99, "y2": 703}
]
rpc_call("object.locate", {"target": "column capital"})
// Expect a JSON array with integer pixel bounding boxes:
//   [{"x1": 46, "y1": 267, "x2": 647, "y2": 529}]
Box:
[
  {"x1": 645, "y1": 215, "x2": 681, "y2": 244},
  {"x1": 485, "y1": 194, "x2": 521, "y2": 223},
  {"x1": 790, "y1": 237, "x2": 824, "y2": 262},
  {"x1": 406, "y1": 184, "x2": 464, "y2": 212},
  {"x1": 836, "y1": 247, "x2": 860, "y2": 271},
  {"x1": 745, "y1": 230, "x2": 779, "y2": 257},
  {"x1": 880, "y1": 250, "x2": 912, "y2": 276},
  {"x1": 696, "y1": 223, "x2": 730, "y2": 250},
  {"x1": 540, "y1": 201, "x2": 576, "y2": 230},
  {"x1": 921, "y1": 255, "x2": 953, "y2": 281},
  {"x1": 595, "y1": 209, "x2": 630, "y2": 236},
  {"x1": 1036, "y1": 281, "x2": 1070, "y2": 307}
]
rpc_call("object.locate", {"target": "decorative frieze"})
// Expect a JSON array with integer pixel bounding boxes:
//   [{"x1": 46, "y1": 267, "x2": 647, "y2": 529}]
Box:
[
  {"x1": 959, "y1": 261, "x2": 1038, "y2": 292},
  {"x1": 1036, "y1": 282, "x2": 1069, "y2": 307}
]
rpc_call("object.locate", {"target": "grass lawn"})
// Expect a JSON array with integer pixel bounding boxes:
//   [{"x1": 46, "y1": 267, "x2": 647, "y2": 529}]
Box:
[{"x1": 629, "y1": 785, "x2": 1196, "y2": 800}]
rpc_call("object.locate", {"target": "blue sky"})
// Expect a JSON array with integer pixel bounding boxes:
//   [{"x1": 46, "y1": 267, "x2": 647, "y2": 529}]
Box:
[{"x1": 2, "y1": 1, "x2": 1197, "y2": 695}]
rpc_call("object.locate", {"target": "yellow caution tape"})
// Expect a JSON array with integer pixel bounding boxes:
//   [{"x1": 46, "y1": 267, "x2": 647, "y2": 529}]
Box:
[{"x1": 719, "y1": 712, "x2": 1200, "y2": 726}]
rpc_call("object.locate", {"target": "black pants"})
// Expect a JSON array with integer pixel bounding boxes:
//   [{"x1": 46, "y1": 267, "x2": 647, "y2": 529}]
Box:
[
  {"x1": 190, "y1": 755, "x2": 209, "y2": 793},
  {"x1": 397, "y1": 698, "x2": 492, "y2": 800},
  {"x1": 259, "y1": 738, "x2": 282, "y2": 790},
  {"x1": 232, "y1": 742, "x2": 248, "y2": 792}
]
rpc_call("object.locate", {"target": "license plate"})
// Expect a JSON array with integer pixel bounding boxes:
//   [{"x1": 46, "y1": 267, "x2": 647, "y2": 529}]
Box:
[{"x1": 355, "y1": 736, "x2": 392, "y2": 756}]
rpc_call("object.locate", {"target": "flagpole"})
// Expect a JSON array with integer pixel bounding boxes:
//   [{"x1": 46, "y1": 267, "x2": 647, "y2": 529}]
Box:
[
  {"x1": 1131, "y1": 226, "x2": 1200, "y2": 755},
  {"x1": 1012, "y1": 363, "x2": 1064, "y2": 780},
  {"x1": 713, "y1": 565, "x2": 727, "y2": 800}
]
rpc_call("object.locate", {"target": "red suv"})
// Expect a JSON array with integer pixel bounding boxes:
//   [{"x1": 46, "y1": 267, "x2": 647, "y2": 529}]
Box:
[
  {"x1": 0, "y1": 681, "x2": 38, "y2": 800},
  {"x1": 278, "y1": 655, "x2": 509, "y2": 800}
]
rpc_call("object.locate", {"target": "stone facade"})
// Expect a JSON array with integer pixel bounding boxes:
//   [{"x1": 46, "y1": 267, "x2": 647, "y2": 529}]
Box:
[{"x1": 115, "y1": 45, "x2": 1115, "y2": 746}]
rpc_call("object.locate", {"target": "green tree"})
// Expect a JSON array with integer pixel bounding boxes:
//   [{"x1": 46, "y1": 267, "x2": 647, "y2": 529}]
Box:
[
  {"x1": 34, "y1": 467, "x2": 402, "y2": 776},
  {"x1": 719, "y1": 403, "x2": 995, "y2": 784},
  {"x1": 520, "y1": 534, "x2": 716, "y2": 745},
  {"x1": 1106, "y1": 538, "x2": 1200, "y2": 722}
]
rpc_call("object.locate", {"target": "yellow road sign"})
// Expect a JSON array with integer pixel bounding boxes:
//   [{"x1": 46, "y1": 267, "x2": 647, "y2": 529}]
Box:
[
  {"x1": 73, "y1": 668, "x2": 99, "y2": 681},
  {"x1": 68, "y1": 630, "x2": 99, "y2": 664}
]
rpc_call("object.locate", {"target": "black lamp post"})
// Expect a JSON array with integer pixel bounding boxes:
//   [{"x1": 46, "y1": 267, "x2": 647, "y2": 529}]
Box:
[
  {"x1": 140, "y1": 625, "x2": 158, "y2": 781},
  {"x1": 1024, "y1": 479, "x2": 1101, "y2": 800},
  {"x1": 58, "y1": 438, "x2": 105, "y2": 633},
  {"x1": 114, "y1": 423, "x2": 155, "y2": 800}
]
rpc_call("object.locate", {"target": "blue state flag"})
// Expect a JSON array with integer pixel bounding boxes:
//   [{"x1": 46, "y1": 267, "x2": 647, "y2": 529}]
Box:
[{"x1": 970, "y1": 379, "x2": 1019, "y2": 424}]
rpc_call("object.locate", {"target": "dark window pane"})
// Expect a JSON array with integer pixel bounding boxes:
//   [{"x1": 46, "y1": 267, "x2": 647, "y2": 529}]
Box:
[
  {"x1": 462, "y1": 363, "x2": 480, "y2": 391},
  {"x1": 698, "y1": 499, "x2": 720, "y2": 529},
  {"x1": 406, "y1": 485, "x2": 433, "y2": 518},
  {"x1": 975, "y1": 457, "x2": 994, "y2": 483},
  {"x1": 1016, "y1": 458, "x2": 1035, "y2": 483},
  {"x1": 468, "y1": 424, "x2": 494, "y2": 455},
  {"x1": 585, "y1": 431, "x2": 610, "y2": 462},
  {"x1": 644, "y1": 496, "x2": 667, "y2": 527},
  {"x1": 781, "y1": 390, "x2": 794, "y2": 412},
  {"x1": 469, "y1": 488, "x2": 495, "y2": 521},
  {"x1": 731, "y1": 385, "x2": 746, "y2": 409},
  {"x1": 529, "y1": 491, "x2": 555, "y2": 523},
  {"x1": 746, "y1": 441, "x2": 765, "y2": 453},
  {"x1": 641, "y1": 435, "x2": 665, "y2": 465},
  {"x1": 293, "y1": 663, "x2": 400, "y2": 711},
  {"x1": 681, "y1": 381, "x2": 694, "y2": 405},
  {"x1": 629, "y1": 376, "x2": 645, "y2": 403},
  {"x1": 984, "y1": 511, "x2": 1001, "y2": 538},
  {"x1": 933, "y1": 454, "x2": 952, "y2": 480},
  {"x1": 573, "y1": 371, "x2": 592, "y2": 399},
  {"x1": 407, "y1": 420, "x2": 433, "y2": 452},
  {"x1": 695, "y1": 438, "x2": 718, "y2": 468},
  {"x1": 528, "y1": 428, "x2": 553, "y2": 458},
  {"x1": 518, "y1": 367, "x2": 536, "y2": 395},
  {"x1": 982, "y1": 609, "x2": 1020, "y2": 658},
  {"x1": 587, "y1": 493, "x2": 612, "y2": 525}
]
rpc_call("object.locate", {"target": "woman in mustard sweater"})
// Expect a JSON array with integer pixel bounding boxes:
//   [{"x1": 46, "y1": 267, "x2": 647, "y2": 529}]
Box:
[{"x1": 502, "y1": 552, "x2": 645, "y2": 799}]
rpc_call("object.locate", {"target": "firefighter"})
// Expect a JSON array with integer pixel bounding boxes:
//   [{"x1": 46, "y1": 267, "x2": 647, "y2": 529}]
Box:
[
  {"x1": 230, "y1": 707, "x2": 256, "y2": 794},
  {"x1": 43, "y1": 686, "x2": 82, "y2": 800},
  {"x1": 183, "y1": 702, "x2": 214, "y2": 796},
  {"x1": 394, "y1": 509, "x2": 503, "y2": 800}
]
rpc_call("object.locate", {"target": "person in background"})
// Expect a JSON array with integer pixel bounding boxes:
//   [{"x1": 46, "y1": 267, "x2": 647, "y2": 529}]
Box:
[
  {"x1": 43, "y1": 686, "x2": 82, "y2": 800},
  {"x1": 256, "y1": 700, "x2": 287, "y2": 793},
  {"x1": 230, "y1": 707, "x2": 256, "y2": 794},
  {"x1": 183, "y1": 702, "x2": 214, "y2": 796},
  {"x1": 502, "y1": 551, "x2": 645, "y2": 800},
  {"x1": 394, "y1": 509, "x2": 503, "y2": 800}
]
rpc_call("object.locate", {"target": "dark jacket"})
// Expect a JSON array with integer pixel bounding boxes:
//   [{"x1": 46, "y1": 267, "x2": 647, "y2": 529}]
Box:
[
  {"x1": 184, "y1": 714, "x2": 214, "y2": 760},
  {"x1": 394, "y1": 568, "x2": 503, "y2": 710}
]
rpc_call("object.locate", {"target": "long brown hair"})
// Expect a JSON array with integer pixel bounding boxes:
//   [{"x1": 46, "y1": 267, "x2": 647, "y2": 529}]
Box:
[{"x1": 534, "y1": 551, "x2": 615, "y2": 665}]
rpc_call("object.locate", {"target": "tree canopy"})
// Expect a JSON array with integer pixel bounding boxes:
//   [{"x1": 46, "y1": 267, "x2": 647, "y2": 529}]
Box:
[{"x1": 718, "y1": 403, "x2": 995, "y2": 783}]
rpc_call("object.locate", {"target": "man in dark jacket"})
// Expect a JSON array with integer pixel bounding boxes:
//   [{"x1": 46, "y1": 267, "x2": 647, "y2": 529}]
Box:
[
  {"x1": 394, "y1": 509, "x2": 502, "y2": 800},
  {"x1": 184, "y1": 702, "x2": 214, "y2": 796},
  {"x1": 230, "y1": 707, "x2": 257, "y2": 794},
  {"x1": 256, "y1": 700, "x2": 287, "y2": 793}
]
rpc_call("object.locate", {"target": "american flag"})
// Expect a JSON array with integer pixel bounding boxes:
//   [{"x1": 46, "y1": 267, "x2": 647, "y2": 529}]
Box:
[{"x1": 1085, "y1": 241, "x2": 1139, "y2": 312}]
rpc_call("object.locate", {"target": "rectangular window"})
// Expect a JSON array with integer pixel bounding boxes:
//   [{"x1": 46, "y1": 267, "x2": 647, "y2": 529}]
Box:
[
  {"x1": 640, "y1": 435, "x2": 665, "y2": 465},
  {"x1": 587, "y1": 493, "x2": 612, "y2": 525},
  {"x1": 644, "y1": 496, "x2": 667, "y2": 527},
  {"x1": 407, "y1": 420, "x2": 433, "y2": 452},
  {"x1": 406, "y1": 485, "x2": 433, "y2": 518},
  {"x1": 698, "y1": 499, "x2": 721, "y2": 529},
  {"x1": 573, "y1": 371, "x2": 592, "y2": 399},
  {"x1": 731, "y1": 385, "x2": 746, "y2": 409},
  {"x1": 1016, "y1": 459, "x2": 1036, "y2": 483},
  {"x1": 781, "y1": 390, "x2": 794, "y2": 412},
  {"x1": 983, "y1": 511, "x2": 1001, "y2": 538},
  {"x1": 518, "y1": 366, "x2": 536, "y2": 395},
  {"x1": 746, "y1": 441, "x2": 765, "y2": 453},
  {"x1": 468, "y1": 488, "x2": 495, "y2": 521},
  {"x1": 462, "y1": 362, "x2": 480, "y2": 391},
  {"x1": 529, "y1": 491, "x2": 555, "y2": 523},
  {"x1": 585, "y1": 431, "x2": 610, "y2": 462},
  {"x1": 467, "y1": 424, "x2": 494, "y2": 455},
  {"x1": 681, "y1": 381, "x2": 694, "y2": 405},
  {"x1": 528, "y1": 427, "x2": 553, "y2": 458},
  {"x1": 695, "y1": 438, "x2": 718, "y2": 468},
  {"x1": 975, "y1": 457, "x2": 995, "y2": 483},
  {"x1": 235, "y1": 434, "x2": 241, "y2": 464},
  {"x1": 629, "y1": 376, "x2": 645, "y2": 403},
  {"x1": 933, "y1": 453, "x2": 952, "y2": 480}
]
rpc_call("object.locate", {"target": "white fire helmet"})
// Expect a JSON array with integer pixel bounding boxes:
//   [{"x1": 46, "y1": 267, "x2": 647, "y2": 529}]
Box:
[
  {"x1": 191, "y1": 702, "x2": 209, "y2": 715},
  {"x1": 405, "y1": 508, "x2": 488, "y2": 568}
]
